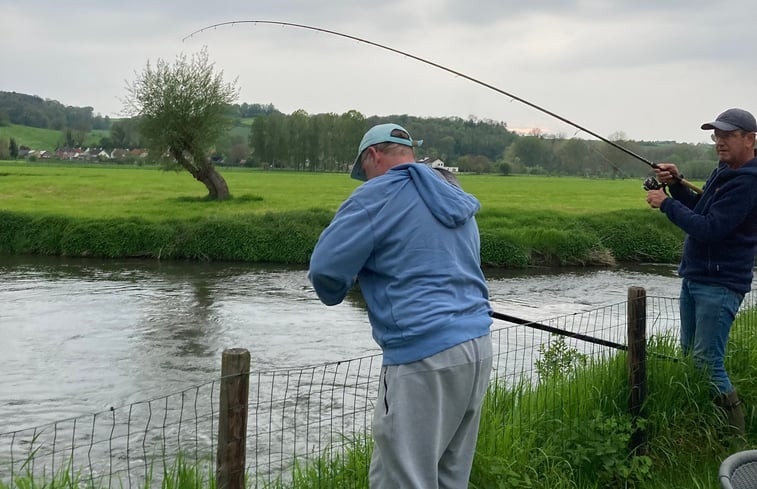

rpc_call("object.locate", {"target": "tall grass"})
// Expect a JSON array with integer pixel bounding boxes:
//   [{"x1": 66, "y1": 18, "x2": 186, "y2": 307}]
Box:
[{"x1": 0, "y1": 163, "x2": 685, "y2": 266}]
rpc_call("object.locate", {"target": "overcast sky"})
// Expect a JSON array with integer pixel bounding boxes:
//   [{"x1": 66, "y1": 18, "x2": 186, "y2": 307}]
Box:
[{"x1": 2, "y1": 0, "x2": 756, "y2": 144}]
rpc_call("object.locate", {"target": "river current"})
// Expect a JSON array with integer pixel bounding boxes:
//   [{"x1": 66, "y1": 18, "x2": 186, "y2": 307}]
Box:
[{"x1": 0, "y1": 255, "x2": 689, "y2": 432}]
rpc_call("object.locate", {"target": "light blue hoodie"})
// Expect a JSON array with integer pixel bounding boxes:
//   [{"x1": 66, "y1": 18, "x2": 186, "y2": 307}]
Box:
[{"x1": 308, "y1": 163, "x2": 492, "y2": 365}]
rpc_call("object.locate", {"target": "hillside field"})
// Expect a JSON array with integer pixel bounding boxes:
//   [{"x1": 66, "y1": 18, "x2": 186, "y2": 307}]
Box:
[{"x1": 0, "y1": 124, "x2": 108, "y2": 151}]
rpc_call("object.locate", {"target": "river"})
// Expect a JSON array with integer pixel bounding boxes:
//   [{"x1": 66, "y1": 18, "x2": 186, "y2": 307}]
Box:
[{"x1": 0, "y1": 255, "x2": 695, "y2": 434}]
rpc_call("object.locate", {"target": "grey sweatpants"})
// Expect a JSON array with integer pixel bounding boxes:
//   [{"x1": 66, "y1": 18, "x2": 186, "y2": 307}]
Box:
[{"x1": 369, "y1": 334, "x2": 493, "y2": 489}]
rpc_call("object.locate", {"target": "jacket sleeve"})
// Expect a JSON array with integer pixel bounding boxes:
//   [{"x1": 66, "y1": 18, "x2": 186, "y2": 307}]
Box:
[
  {"x1": 307, "y1": 199, "x2": 375, "y2": 306},
  {"x1": 667, "y1": 181, "x2": 700, "y2": 209},
  {"x1": 660, "y1": 178, "x2": 755, "y2": 242}
]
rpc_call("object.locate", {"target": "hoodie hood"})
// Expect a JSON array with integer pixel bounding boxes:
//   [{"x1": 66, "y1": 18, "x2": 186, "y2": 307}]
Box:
[{"x1": 395, "y1": 163, "x2": 480, "y2": 228}]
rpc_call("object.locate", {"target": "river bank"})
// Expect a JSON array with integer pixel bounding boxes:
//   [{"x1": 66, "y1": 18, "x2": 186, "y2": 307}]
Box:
[
  {"x1": 0, "y1": 206, "x2": 683, "y2": 267},
  {"x1": 0, "y1": 164, "x2": 685, "y2": 267}
]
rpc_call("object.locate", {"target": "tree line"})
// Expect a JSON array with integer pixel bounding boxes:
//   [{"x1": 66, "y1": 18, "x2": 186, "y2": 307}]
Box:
[
  {"x1": 0, "y1": 91, "x2": 111, "y2": 132},
  {"x1": 241, "y1": 111, "x2": 716, "y2": 179},
  {"x1": 2, "y1": 90, "x2": 717, "y2": 179}
]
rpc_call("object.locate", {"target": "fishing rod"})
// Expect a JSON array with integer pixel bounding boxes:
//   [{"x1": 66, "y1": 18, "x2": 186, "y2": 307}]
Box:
[
  {"x1": 491, "y1": 310, "x2": 679, "y2": 362},
  {"x1": 183, "y1": 20, "x2": 703, "y2": 194},
  {"x1": 491, "y1": 310, "x2": 627, "y2": 351}
]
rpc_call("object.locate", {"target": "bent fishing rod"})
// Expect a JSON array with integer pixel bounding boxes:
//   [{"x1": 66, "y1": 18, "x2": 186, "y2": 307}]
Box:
[
  {"x1": 184, "y1": 20, "x2": 702, "y2": 194},
  {"x1": 491, "y1": 310, "x2": 678, "y2": 362}
]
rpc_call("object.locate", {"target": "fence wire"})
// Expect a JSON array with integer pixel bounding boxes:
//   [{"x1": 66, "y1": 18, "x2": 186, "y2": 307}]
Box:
[{"x1": 1, "y1": 291, "x2": 754, "y2": 488}]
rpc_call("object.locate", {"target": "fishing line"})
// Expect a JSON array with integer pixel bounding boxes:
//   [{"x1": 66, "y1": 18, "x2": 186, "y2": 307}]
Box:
[{"x1": 183, "y1": 20, "x2": 702, "y2": 193}]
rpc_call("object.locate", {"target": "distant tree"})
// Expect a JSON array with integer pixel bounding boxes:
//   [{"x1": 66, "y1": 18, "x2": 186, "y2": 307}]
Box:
[
  {"x1": 0, "y1": 137, "x2": 9, "y2": 159},
  {"x1": 497, "y1": 160, "x2": 511, "y2": 175},
  {"x1": 228, "y1": 141, "x2": 250, "y2": 164},
  {"x1": 679, "y1": 159, "x2": 716, "y2": 180},
  {"x1": 456, "y1": 154, "x2": 493, "y2": 173},
  {"x1": 110, "y1": 118, "x2": 142, "y2": 148},
  {"x1": 509, "y1": 135, "x2": 555, "y2": 171},
  {"x1": 99, "y1": 136, "x2": 114, "y2": 151},
  {"x1": 9, "y1": 138, "x2": 18, "y2": 159},
  {"x1": 124, "y1": 48, "x2": 239, "y2": 200},
  {"x1": 62, "y1": 127, "x2": 86, "y2": 148}
]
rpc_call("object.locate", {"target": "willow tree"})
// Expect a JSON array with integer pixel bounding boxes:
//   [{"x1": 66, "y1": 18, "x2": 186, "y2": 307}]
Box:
[{"x1": 124, "y1": 48, "x2": 239, "y2": 199}]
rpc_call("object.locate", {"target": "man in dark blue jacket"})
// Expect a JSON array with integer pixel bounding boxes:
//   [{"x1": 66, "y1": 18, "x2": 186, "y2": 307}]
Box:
[{"x1": 647, "y1": 108, "x2": 757, "y2": 435}]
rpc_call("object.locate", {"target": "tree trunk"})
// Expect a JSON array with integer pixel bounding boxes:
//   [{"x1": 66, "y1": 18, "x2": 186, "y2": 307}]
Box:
[
  {"x1": 172, "y1": 148, "x2": 230, "y2": 200},
  {"x1": 198, "y1": 165, "x2": 230, "y2": 200}
]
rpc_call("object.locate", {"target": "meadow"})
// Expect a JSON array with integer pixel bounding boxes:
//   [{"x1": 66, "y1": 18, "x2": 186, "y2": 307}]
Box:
[
  {"x1": 0, "y1": 125, "x2": 107, "y2": 151},
  {"x1": 0, "y1": 161, "x2": 685, "y2": 266}
]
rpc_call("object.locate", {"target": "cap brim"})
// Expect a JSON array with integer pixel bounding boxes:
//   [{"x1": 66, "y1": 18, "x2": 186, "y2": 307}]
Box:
[
  {"x1": 350, "y1": 158, "x2": 366, "y2": 181},
  {"x1": 701, "y1": 121, "x2": 740, "y2": 131}
]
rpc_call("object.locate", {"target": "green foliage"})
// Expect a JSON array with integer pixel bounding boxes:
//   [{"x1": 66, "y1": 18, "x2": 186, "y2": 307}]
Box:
[
  {"x1": 265, "y1": 435, "x2": 371, "y2": 488},
  {"x1": 0, "y1": 90, "x2": 110, "y2": 131},
  {"x1": 0, "y1": 137, "x2": 9, "y2": 159},
  {"x1": 124, "y1": 47, "x2": 239, "y2": 163},
  {"x1": 535, "y1": 335, "x2": 588, "y2": 381},
  {"x1": 479, "y1": 228, "x2": 530, "y2": 267},
  {"x1": 583, "y1": 210, "x2": 684, "y2": 262},
  {"x1": 9, "y1": 137, "x2": 18, "y2": 158},
  {"x1": 250, "y1": 109, "x2": 365, "y2": 171},
  {"x1": 559, "y1": 411, "x2": 653, "y2": 486},
  {"x1": 0, "y1": 209, "x2": 333, "y2": 263}
]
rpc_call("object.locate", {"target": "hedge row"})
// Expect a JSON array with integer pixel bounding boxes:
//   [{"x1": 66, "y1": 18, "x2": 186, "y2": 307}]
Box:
[{"x1": 0, "y1": 208, "x2": 684, "y2": 267}]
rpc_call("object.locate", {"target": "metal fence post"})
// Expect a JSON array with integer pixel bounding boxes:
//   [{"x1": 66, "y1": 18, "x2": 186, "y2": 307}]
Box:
[
  {"x1": 627, "y1": 286, "x2": 647, "y2": 454},
  {"x1": 216, "y1": 348, "x2": 250, "y2": 489}
]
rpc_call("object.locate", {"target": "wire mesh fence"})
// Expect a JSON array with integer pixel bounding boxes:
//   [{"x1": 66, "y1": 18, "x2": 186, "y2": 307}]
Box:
[{"x1": 1, "y1": 289, "x2": 754, "y2": 488}]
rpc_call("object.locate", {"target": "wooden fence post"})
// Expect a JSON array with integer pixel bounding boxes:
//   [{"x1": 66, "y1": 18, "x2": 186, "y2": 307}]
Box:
[
  {"x1": 216, "y1": 348, "x2": 250, "y2": 489},
  {"x1": 627, "y1": 286, "x2": 647, "y2": 454}
]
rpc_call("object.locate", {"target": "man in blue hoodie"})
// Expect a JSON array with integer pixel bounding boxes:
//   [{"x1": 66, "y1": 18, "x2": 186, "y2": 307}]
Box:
[
  {"x1": 647, "y1": 108, "x2": 757, "y2": 435},
  {"x1": 308, "y1": 123, "x2": 493, "y2": 488}
]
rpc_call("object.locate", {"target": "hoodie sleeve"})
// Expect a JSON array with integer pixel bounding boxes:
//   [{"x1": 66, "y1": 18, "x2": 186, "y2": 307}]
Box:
[{"x1": 307, "y1": 198, "x2": 375, "y2": 306}]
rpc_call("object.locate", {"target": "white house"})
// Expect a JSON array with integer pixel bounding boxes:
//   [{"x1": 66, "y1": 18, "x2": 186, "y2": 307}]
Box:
[{"x1": 417, "y1": 156, "x2": 459, "y2": 173}]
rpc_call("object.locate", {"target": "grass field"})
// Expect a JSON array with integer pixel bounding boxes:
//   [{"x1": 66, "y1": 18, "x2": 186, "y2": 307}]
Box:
[
  {"x1": 0, "y1": 161, "x2": 656, "y2": 218},
  {"x1": 0, "y1": 161, "x2": 687, "y2": 265},
  {"x1": 0, "y1": 125, "x2": 110, "y2": 151}
]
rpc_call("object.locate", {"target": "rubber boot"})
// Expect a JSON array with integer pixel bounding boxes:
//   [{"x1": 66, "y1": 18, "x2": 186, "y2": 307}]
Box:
[{"x1": 715, "y1": 390, "x2": 746, "y2": 437}]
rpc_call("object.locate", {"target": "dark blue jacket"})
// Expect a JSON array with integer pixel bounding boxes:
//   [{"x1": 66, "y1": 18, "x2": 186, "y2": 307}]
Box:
[{"x1": 660, "y1": 158, "x2": 757, "y2": 294}]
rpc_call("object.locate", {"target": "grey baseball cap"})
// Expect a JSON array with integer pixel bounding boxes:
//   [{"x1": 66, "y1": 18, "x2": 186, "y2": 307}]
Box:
[{"x1": 701, "y1": 108, "x2": 757, "y2": 132}]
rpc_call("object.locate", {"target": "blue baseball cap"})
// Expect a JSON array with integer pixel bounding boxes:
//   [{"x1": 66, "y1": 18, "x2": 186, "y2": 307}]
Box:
[
  {"x1": 701, "y1": 108, "x2": 757, "y2": 132},
  {"x1": 350, "y1": 123, "x2": 422, "y2": 181}
]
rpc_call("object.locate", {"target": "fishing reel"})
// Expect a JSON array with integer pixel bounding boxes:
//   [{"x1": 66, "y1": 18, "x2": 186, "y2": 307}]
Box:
[{"x1": 642, "y1": 176, "x2": 665, "y2": 191}]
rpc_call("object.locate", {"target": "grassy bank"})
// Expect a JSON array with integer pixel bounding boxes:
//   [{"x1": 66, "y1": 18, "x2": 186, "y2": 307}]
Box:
[{"x1": 0, "y1": 162, "x2": 686, "y2": 266}]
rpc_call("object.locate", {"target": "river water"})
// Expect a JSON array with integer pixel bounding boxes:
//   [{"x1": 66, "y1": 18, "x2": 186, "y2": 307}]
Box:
[{"x1": 0, "y1": 255, "x2": 694, "y2": 434}]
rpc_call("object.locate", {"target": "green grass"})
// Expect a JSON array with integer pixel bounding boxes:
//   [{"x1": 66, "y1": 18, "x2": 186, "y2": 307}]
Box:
[
  {"x1": 0, "y1": 162, "x2": 686, "y2": 265},
  {"x1": 0, "y1": 126, "x2": 109, "y2": 152},
  {"x1": 0, "y1": 162, "x2": 663, "y2": 218},
  {"x1": 0, "y1": 124, "x2": 64, "y2": 151}
]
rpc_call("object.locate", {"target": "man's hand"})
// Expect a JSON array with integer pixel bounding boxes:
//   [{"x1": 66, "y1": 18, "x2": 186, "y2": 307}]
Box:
[
  {"x1": 653, "y1": 163, "x2": 680, "y2": 184},
  {"x1": 646, "y1": 189, "x2": 668, "y2": 209}
]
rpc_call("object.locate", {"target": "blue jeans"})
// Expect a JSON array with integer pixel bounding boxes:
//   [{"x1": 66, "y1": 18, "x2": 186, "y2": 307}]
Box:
[{"x1": 679, "y1": 279, "x2": 744, "y2": 394}]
